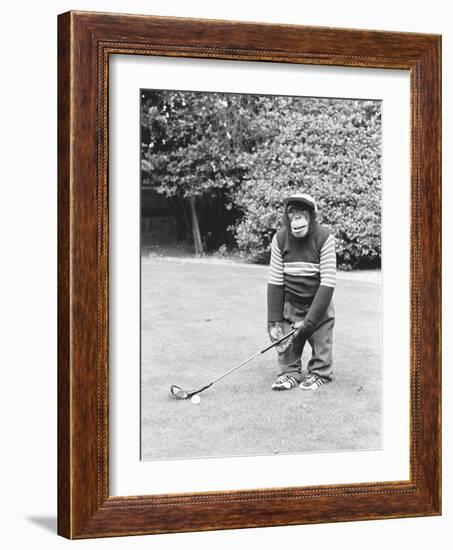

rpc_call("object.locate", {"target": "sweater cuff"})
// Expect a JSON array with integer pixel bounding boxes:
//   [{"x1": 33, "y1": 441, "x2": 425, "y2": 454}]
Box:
[
  {"x1": 302, "y1": 318, "x2": 317, "y2": 337},
  {"x1": 267, "y1": 284, "x2": 285, "y2": 322}
]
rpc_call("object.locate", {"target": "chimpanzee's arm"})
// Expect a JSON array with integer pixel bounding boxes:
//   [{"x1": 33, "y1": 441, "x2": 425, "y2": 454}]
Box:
[
  {"x1": 267, "y1": 234, "x2": 285, "y2": 322},
  {"x1": 304, "y1": 234, "x2": 336, "y2": 332}
]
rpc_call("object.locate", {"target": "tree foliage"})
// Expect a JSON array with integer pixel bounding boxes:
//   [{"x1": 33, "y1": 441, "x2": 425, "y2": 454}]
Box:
[
  {"x1": 233, "y1": 97, "x2": 382, "y2": 267},
  {"x1": 141, "y1": 90, "x2": 260, "y2": 198},
  {"x1": 141, "y1": 90, "x2": 381, "y2": 268}
]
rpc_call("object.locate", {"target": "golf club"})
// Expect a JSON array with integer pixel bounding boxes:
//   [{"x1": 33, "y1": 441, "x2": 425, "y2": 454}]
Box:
[{"x1": 170, "y1": 328, "x2": 297, "y2": 400}]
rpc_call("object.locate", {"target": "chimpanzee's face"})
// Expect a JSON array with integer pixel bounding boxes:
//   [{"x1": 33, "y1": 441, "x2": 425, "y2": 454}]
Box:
[{"x1": 287, "y1": 204, "x2": 311, "y2": 238}]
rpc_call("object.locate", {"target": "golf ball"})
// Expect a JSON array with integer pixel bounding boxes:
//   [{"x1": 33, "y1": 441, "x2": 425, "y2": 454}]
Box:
[{"x1": 191, "y1": 395, "x2": 201, "y2": 405}]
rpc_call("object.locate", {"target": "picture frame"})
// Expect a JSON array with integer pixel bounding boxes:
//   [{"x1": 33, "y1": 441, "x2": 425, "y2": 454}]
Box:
[{"x1": 57, "y1": 10, "x2": 441, "y2": 539}]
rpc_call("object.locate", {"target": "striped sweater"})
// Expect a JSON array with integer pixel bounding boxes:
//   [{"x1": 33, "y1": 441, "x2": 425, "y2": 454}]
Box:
[{"x1": 267, "y1": 221, "x2": 336, "y2": 328}]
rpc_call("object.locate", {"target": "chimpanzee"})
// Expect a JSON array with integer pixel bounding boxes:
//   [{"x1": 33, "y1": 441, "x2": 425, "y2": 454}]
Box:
[{"x1": 267, "y1": 193, "x2": 336, "y2": 391}]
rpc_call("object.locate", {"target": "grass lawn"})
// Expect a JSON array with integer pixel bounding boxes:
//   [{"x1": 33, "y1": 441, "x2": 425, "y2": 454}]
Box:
[{"x1": 141, "y1": 256, "x2": 382, "y2": 460}]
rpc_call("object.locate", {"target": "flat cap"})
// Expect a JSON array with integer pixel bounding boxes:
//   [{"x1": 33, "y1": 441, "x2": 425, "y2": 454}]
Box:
[{"x1": 284, "y1": 193, "x2": 317, "y2": 212}]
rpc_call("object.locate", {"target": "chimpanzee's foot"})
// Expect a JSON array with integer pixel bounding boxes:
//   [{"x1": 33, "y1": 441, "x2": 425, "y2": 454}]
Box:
[
  {"x1": 271, "y1": 374, "x2": 298, "y2": 391},
  {"x1": 299, "y1": 374, "x2": 330, "y2": 391}
]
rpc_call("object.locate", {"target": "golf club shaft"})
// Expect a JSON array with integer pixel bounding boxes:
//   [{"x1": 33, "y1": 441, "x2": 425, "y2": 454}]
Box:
[{"x1": 207, "y1": 328, "x2": 297, "y2": 387}]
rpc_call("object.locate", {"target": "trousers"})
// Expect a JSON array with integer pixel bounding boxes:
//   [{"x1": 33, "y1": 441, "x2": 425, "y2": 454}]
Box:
[{"x1": 277, "y1": 298, "x2": 335, "y2": 381}]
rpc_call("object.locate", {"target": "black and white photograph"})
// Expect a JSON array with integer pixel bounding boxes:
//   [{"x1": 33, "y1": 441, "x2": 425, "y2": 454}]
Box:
[{"x1": 140, "y1": 89, "x2": 382, "y2": 461}]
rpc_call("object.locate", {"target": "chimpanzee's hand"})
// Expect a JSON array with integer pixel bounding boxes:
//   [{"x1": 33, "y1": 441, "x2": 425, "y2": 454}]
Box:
[
  {"x1": 292, "y1": 320, "x2": 305, "y2": 337},
  {"x1": 268, "y1": 322, "x2": 283, "y2": 342},
  {"x1": 292, "y1": 319, "x2": 316, "y2": 338},
  {"x1": 268, "y1": 322, "x2": 292, "y2": 353}
]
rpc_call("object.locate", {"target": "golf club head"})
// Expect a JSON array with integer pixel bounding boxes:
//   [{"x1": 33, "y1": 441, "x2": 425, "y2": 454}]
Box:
[{"x1": 170, "y1": 385, "x2": 189, "y2": 400}]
